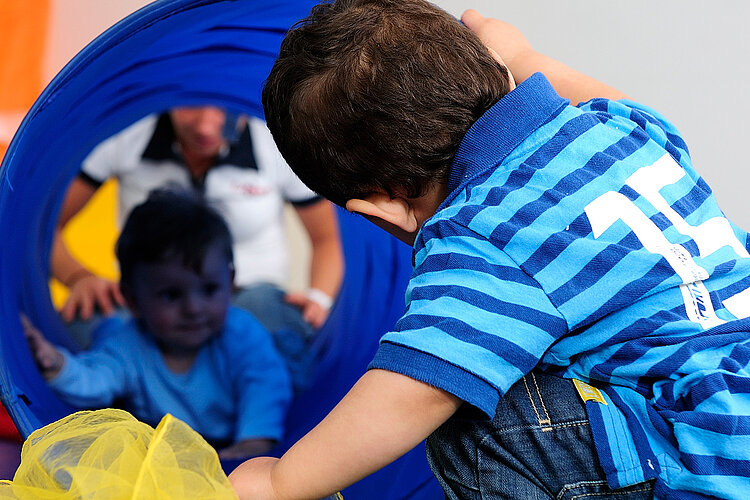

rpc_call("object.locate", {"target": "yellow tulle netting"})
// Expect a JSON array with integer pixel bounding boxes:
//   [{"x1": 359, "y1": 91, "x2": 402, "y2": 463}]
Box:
[{"x1": 0, "y1": 409, "x2": 238, "y2": 499}]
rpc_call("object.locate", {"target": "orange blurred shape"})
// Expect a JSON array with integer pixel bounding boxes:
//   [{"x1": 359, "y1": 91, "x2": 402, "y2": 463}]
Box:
[
  {"x1": 0, "y1": 1, "x2": 48, "y2": 108},
  {"x1": 0, "y1": 0, "x2": 50, "y2": 441}
]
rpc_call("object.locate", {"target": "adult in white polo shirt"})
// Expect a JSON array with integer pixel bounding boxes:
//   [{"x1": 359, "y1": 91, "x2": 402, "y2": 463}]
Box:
[{"x1": 51, "y1": 106, "x2": 343, "y2": 388}]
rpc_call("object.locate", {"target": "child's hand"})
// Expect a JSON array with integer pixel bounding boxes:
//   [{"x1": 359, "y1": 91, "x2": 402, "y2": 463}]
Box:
[
  {"x1": 460, "y1": 10, "x2": 533, "y2": 77},
  {"x1": 21, "y1": 314, "x2": 64, "y2": 380},
  {"x1": 219, "y1": 438, "x2": 275, "y2": 460},
  {"x1": 461, "y1": 9, "x2": 628, "y2": 103},
  {"x1": 228, "y1": 456, "x2": 279, "y2": 500}
]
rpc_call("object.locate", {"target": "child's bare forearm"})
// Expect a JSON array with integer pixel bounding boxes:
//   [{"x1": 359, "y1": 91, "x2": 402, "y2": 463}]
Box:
[
  {"x1": 229, "y1": 369, "x2": 462, "y2": 499},
  {"x1": 509, "y1": 51, "x2": 630, "y2": 104},
  {"x1": 462, "y1": 9, "x2": 629, "y2": 104}
]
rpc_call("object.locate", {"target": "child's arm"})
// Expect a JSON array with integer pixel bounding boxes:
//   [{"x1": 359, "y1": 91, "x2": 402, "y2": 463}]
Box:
[
  {"x1": 229, "y1": 369, "x2": 461, "y2": 499},
  {"x1": 461, "y1": 9, "x2": 630, "y2": 104},
  {"x1": 23, "y1": 314, "x2": 127, "y2": 408},
  {"x1": 21, "y1": 314, "x2": 65, "y2": 380}
]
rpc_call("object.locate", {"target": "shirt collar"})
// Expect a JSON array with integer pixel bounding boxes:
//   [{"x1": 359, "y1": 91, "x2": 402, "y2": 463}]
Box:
[
  {"x1": 141, "y1": 113, "x2": 257, "y2": 170},
  {"x1": 444, "y1": 73, "x2": 569, "y2": 205}
]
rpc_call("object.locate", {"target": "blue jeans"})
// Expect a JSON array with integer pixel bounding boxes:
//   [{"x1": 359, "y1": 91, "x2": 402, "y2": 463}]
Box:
[
  {"x1": 426, "y1": 371, "x2": 654, "y2": 499},
  {"x1": 232, "y1": 283, "x2": 316, "y2": 340},
  {"x1": 232, "y1": 283, "x2": 317, "y2": 392}
]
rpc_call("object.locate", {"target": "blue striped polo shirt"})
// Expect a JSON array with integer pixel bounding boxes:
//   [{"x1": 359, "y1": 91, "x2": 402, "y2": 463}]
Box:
[{"x1": 370, "y1": 73, "x2": 750, "y2": 498}]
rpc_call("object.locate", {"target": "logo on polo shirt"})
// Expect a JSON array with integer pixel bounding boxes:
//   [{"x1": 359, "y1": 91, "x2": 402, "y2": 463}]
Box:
[{"x1": 234, "y1": 183, "x2": 271, "y2": 196}]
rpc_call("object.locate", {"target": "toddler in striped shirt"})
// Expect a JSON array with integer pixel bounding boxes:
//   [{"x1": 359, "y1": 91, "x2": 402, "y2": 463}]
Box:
[{"x1": 231, "y1": 1, "x2": 750, "y2": 498}]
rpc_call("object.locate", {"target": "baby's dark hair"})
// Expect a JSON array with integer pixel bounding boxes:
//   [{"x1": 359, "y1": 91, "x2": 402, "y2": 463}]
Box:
[
  {"x1": 115, "y1": 189, "x2": 233, "y2": 290},
  {"x1": 262, "y1": 0, "x2": 512, "y2": 207}
]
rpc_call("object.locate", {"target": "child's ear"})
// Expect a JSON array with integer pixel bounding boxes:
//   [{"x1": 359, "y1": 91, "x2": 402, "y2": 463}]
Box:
[
  {"x1": 486, "y1": 47, "x2": 516, "y2": 90},
  {"x1": 346, "y1": 193, "x2": 419, "y2": 234}
]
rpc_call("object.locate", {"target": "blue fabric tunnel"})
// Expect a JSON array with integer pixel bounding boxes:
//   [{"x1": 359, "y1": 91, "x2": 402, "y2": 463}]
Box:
[{"x1": 0, "y1": 1, "x2": 442, "y2": 497}]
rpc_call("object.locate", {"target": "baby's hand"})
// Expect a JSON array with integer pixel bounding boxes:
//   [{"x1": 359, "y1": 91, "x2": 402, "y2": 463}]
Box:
[
  {"x1": 21, "y1": 314, "x2": 64, "y2": 380},
  {"x1": 218, "y1": 438, "x2": 275, "y2": 460}
]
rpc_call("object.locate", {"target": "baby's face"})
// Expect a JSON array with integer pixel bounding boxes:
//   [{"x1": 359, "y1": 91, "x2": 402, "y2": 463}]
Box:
[{"x1": 126, "y1": 243, "x2": 233, "y2": 354}]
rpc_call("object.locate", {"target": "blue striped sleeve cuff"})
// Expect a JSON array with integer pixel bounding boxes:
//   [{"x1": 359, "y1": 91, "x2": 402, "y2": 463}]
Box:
[{"x1": 369, "y1": 342, "x2": 501, "y2": 418}]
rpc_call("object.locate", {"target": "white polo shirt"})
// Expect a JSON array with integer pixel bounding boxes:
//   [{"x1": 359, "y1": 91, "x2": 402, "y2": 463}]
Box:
[{"x1": 80, "y1": 113, "x2": 319, "y2": 288}]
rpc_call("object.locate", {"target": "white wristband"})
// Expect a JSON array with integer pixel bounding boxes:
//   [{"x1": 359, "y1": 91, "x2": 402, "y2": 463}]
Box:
[{"x1": 306, "y1": 288, "x2": 333, "y2": 311}]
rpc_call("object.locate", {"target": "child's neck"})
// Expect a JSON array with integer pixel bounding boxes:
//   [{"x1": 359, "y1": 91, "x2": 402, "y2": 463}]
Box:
[
  {"x1": 411, "y1": 181, "x2": 448, "y2": 225},
  {"x1": 160, "y1": 348, "x2": 199, "y2": 374}
]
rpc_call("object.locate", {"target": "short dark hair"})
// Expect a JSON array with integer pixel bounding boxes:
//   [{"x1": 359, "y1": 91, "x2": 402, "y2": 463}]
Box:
[
  {"x1": 116, "y1": 189, "x2": 234, "y2": 290},
  {"x1": 263, "y1": 0, "x2": 512, "y2": 207}
]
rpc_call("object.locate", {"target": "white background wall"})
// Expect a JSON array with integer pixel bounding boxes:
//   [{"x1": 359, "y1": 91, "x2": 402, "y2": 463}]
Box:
[
  {"x1": 433, "y1": 0, "x2": 750, "y2": 230},
  {"x1": 43, "y1": 0, "x2": 152, "y2": 82}
]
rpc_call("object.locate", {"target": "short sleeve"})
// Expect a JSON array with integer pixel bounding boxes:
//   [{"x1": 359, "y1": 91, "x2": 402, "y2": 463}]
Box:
[
  {"x1": 80, "y1": 133, "x2": 121, "y2": 184},
  {"x1": 370, "y1": 220, "x2": 568, "y2": 417},
  {"x1": 247, "y1": 117, "x2": 320, "y2": 205},
  {"x1": 80, "y1": 114, "x2": 159, "y2": 184}
]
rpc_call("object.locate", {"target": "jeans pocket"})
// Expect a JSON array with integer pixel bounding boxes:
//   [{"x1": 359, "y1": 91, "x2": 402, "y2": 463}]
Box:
[
  {"x1": 426, "y1": 416, "x2": 484, "y2": 500},
  {"x1": 557, "y1": 479, "x2": 654, "y2": 500}
]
